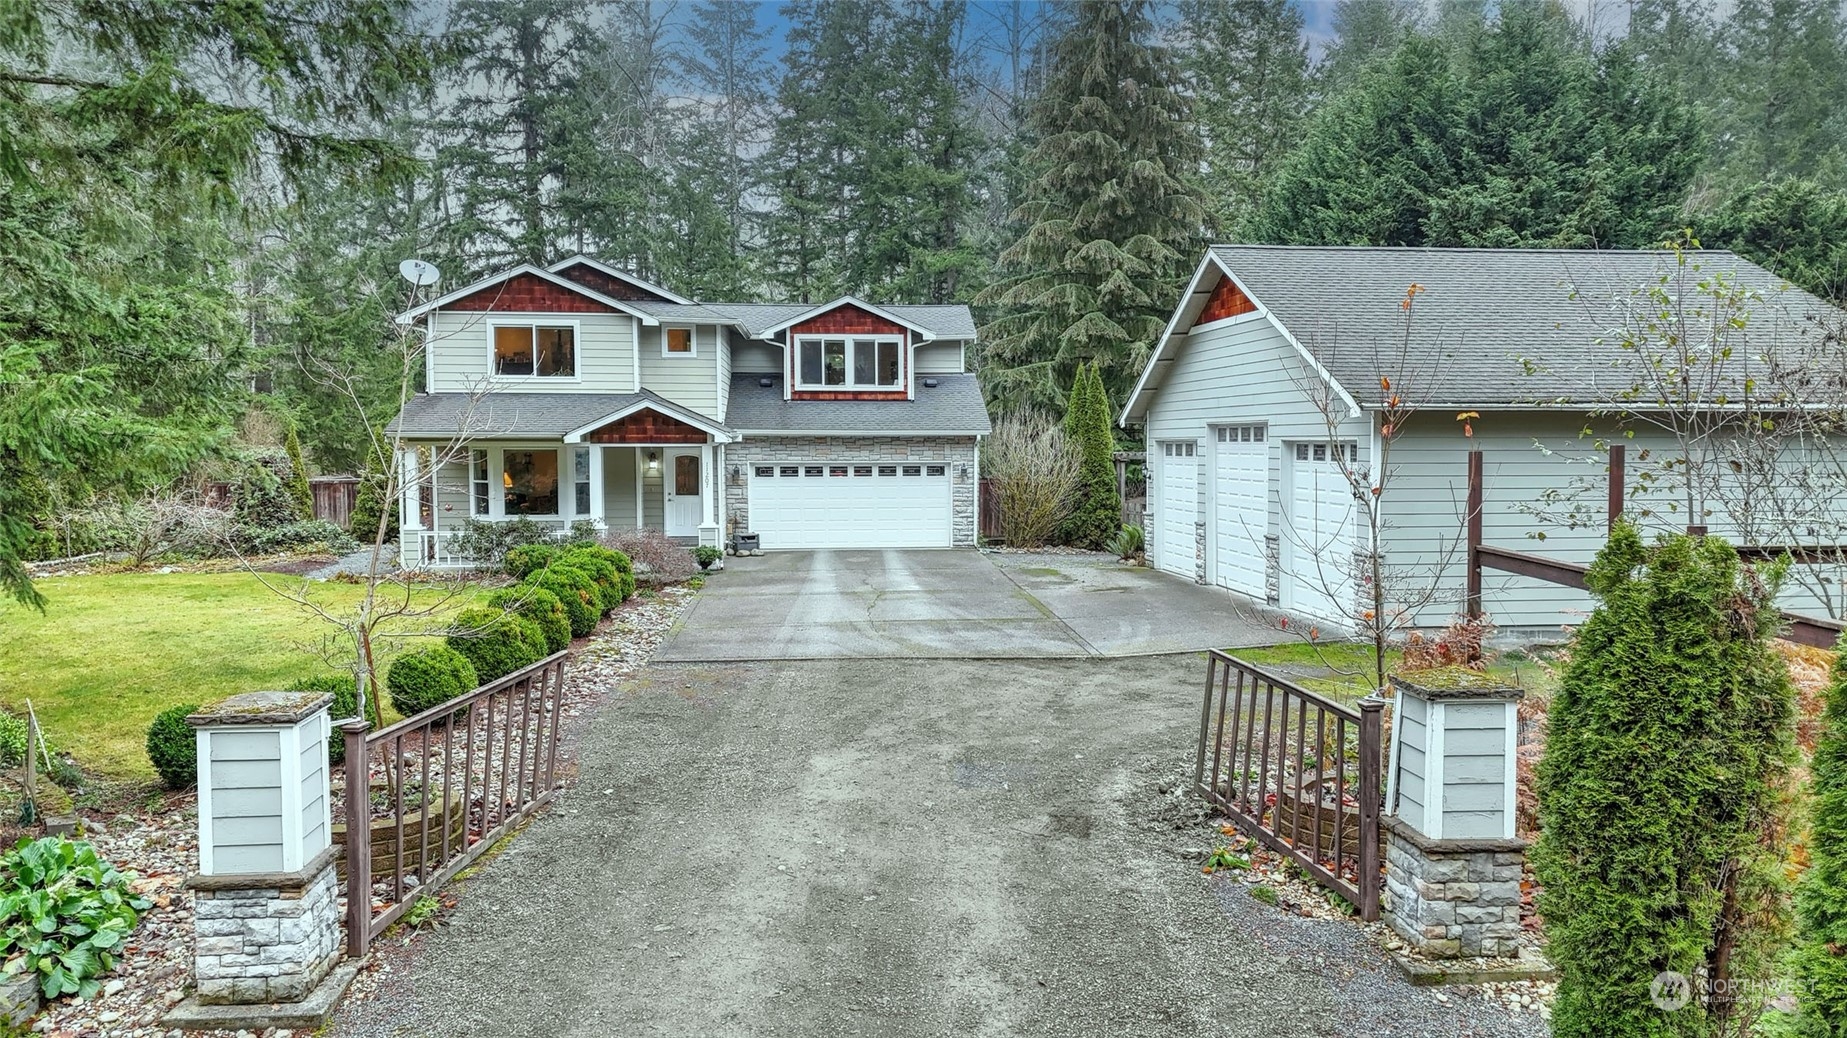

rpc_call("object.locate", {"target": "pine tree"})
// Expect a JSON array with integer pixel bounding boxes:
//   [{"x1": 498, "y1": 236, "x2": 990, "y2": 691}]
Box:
[
  {"x1": 1178, "y1": 0, "x2": 1311, "y2": 235},
  {"x1": 1534, "y1": 526, "x2": 1796, "y2": 1037},
  {"x1": 978, "y1": 0, "x2": 1207, "y2": 413},
  {"x1": 1795, "y1": 642, "x2": 1847, "y2": 1035},
  {"x1": 1058, "y1": 363, "x2": 1121, "y2": 548}
]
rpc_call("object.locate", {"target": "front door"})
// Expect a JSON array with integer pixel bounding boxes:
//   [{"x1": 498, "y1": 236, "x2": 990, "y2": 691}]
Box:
[{"x1": 664, "y1": 449, "x2": 703, "y2": 537}]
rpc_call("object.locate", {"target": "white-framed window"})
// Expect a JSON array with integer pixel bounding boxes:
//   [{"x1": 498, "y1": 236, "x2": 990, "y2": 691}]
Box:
[
  {"x1": 663, "y1": 326, "x2": 697, "y2": 357},
  {"x1": 1295, "y1": 442, "x2": 1357, "y2": 463},
  {"x1": 470, "y1": 450, "x2": 490, "y2": 516},
  {"x1": 795, "y1": 335, "x2": 901, "y2": 388},
  {"x1": 572, "y1": 447, "x2": 592, "y2": 516},
  {"x1": 1163, "y1": 442, "x2": 1197, "y2": 458},
  {"x1": 503, "y1": 449, "x2": 561, "y2": 516},
  {"x1": 1216, "y1": 425, "x2": 1266, "y2": 443},
  {"x1": 490, "y1": 321, "x2": 578, "y2": 378}
]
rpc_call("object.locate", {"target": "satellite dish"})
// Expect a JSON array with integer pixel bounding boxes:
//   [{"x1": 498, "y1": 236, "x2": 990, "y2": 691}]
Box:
[{"x1": 398, "y1": 259, "x2": 441, "y2": 287}]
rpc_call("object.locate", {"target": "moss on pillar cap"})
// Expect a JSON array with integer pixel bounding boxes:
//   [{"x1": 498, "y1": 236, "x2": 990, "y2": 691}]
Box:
[
  {"x1": 187, "y1": 690, "x2": 333, "y2": 727},
  {"x1": 1390, "y1": 667, "x2": 1524, "y2": 702}
]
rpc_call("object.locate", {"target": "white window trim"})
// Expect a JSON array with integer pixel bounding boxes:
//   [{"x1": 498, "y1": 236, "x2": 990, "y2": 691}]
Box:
[
  {"x1": 662, "y1": 324, "x2": 700, "y2": 358},
  {"x1": 793, "y1": 334, "x2": 905, "y2": 390},
  {"x1": 493, "y1": 444, "x2": 566, "y2": 520},
  {"x1": 485, "y1": 318, "x2": 584, "y2": 383}
]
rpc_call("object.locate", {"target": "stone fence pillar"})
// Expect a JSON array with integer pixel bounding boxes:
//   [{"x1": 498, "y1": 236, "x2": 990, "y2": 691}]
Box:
[
  {"x1": 166, "y1": 690, "x2": 357, "y2": 1031},
  {"x1": 1381, "y1": 669, "x2": 1527, "y2": 959}
]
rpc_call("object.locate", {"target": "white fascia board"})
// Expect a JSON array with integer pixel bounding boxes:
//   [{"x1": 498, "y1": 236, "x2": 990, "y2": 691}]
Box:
[
  {"x1": 754, "y1": 296, "x2": 938, "y2": 343},
  {"x1": 396, "y1": 264, "x2": 661, "y2": 326},
  {"x1": 561, "y1": 400, "x2": 736, "y2": 443}
]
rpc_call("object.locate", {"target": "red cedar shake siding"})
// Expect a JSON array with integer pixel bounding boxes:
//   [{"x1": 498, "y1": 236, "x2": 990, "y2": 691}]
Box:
[
  {"x1": 1196, "y1": 276, "x2": 1258, "y2": 325},
  {"x1": 444, "y1": 273, "x2": 622, "y2": 314},
  {"x1": 552, "y1": 262, "x2": 676, "y2": 303},
  {"x1": 583, "y1": 409, "x2": 708, "y2": 444},
  {"x1": 783, "y1": 303, "x2": 910, "y2": 393}
]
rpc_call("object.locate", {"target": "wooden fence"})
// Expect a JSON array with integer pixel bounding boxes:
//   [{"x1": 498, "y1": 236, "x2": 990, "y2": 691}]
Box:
[{"x1": 202, "y1": 475, "x2": 361, "y2": 529}]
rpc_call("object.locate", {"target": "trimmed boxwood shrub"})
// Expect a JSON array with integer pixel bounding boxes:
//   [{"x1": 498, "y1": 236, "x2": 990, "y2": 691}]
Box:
[
  {"x1": 288, "y1": 674, "x2": 360, "y2": 763},
  {"x1": 446, "y1": 607, "x2": 547, "y2": 682},
  {"x1": 386, "y1": 646, "x2": 480, "y2": 719},
  {"x1": 559, "y1": 553, "x2": 622, "y2": 613},
  {"x1": 562, "y1": 545, "x2": 635, "y2": 604},
  {"x1": 487, "y1": 585, "x2": 571, "y2": 654},
  {"x1": 528, "y1": 565, "x2": 601, "y2": 637},
  {"x1": 146, "y1": 703, "x2": 202, "y2": 790},
  {"x1": 504, "y1": 543, "x2": 562, "y2": 580}
]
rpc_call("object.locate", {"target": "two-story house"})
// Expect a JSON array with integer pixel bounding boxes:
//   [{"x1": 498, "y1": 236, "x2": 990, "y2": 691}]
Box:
[{"x1": 386, "y1": 256, "x2": 989, "y2": 567}]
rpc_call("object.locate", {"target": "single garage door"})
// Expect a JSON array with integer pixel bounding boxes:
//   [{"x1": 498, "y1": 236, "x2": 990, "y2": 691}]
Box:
[
  {"x1": 1286, "y1": 442, "x2": 1358, "y2": 625},
  {"x1": 1156, "y1": 441, "x2": 1198, "y2": 575},
  {"x1": 1212, "y1": 425, "x2": 1267, "y2": 597},
  {"x1": 747, "y1": 462, "x2": 952, "y2": 549}
]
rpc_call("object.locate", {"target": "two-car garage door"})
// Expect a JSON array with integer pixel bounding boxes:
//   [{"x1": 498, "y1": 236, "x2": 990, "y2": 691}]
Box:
[{"x1": 747, "y1": 462, "x2": 952, "y2": 549}]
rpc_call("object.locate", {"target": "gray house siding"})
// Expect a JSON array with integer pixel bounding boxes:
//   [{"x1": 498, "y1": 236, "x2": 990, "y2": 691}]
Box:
[
  {"x1": 208, "y1": 730, "x2": 286, "y2": 873},
  {"x1": 1140, "y1": 311, "x2": 1370, "y2": 625},
  {"x1": 426, "y1": 310, "x2": 637, "y2": 394},
  {"x1": 914, "y1": 341, "x2": 966, "y2": 374},
  {"x1": 637, "y1": 324, "x2": 721, "y2": 417}
]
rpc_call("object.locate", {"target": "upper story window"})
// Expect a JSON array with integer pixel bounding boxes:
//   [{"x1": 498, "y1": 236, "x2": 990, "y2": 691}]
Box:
[
  {"x1": 493, "y1": 323, "x2": 576, "y2": 378},
  {"x1": 796, "y1": 336, "x2": 900, "y2": 388},
  {"x1": 664, "y1": 327, "x2": 696, "y2": 356}
]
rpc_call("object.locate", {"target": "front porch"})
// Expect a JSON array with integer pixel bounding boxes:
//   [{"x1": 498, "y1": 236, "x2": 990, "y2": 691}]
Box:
[{"x1": 396, "y1": 403, "x2": 732, "y2": 570}]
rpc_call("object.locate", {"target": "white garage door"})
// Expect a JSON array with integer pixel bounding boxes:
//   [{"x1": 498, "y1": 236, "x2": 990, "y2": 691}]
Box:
[
  {"x1": 747, "y1": 462, "x2": 952, "y2": 549},
  {"x1": 1157, "y1": 441, "x2": 1199, "y2": 575},
  {"x1": 1212, "y1": 425, "x2": 1267, "y2": 597},
  {"x1": 1287, "y1": 442, "x2": 1358, "y2": 625}
]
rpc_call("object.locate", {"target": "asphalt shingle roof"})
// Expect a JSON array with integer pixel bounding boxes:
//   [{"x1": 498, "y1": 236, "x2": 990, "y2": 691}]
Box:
[
  {"x1": 387, "y1": 391, "x2": 727, "y2": 439},
  {"x1": 726, "y1": 372, "x2": 992, "y2": 435},
  {"x1": 1204, "y1": 245, "x2": 1844, "y2": 407},
  {"x1": 626, "y1": 300, "x2": 977, "y2": 339}
]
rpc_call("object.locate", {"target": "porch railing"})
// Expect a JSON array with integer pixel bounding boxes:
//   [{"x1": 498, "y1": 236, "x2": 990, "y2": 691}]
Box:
[
  {"x1": 1194, "y1": 650, "x2": 1383, "y2": 919},
  {"x1": 339, "y1": 651, "x2": 568, "y2": 955}
]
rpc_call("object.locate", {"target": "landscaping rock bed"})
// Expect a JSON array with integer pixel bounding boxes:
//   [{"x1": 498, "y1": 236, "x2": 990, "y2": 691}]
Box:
[{"x1": 20, "y1": 582, "x2": 697, "y2": 1037}]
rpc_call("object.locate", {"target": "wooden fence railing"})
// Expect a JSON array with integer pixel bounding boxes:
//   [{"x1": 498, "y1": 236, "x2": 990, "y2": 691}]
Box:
[
  {"x1": 1464, "y1": 446, "x2": 1847, "y2": 649},
  {"x1": 339, "y1": 652, "x2": 568, "y2": 955},
  {"x1": 1194, "y1": 651, "x2": 1383, "y2": 919}
]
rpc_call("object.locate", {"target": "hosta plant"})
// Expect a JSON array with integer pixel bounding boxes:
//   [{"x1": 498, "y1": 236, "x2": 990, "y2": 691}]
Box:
[{"x1": 0, "y1": 837, "x2": 149, "y2": 999}]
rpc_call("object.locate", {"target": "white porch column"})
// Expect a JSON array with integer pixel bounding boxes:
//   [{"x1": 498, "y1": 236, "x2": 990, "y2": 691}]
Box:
[
  {"x1": 697, "y1": 443, "x2": 718, "y2": 548},
  {"x1": 587, "y1": 446, "x2": 606, "y2": 530},
  {"x1": 399, "y1": 448, "x2": 422, "y2": 533},
  {"x1": 633, "y1": 446, "x2": 645, "y2": 530}
]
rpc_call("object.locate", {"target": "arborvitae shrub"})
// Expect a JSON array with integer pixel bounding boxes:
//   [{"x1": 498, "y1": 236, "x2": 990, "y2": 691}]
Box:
[
  {"x1": 1534, "y1": 525, "x2": 1795, "y2": 1037},
  {"x1": 385, "y1": 646, "x2": 480, "y2": 718},
  {"x1": 145, "y1": 703, "x2": 202, "y2": 790},
  {"x1": 1058, "y1": 362, "x2": 1121, "y2": 548},
  {"x1": 487, "y1": 585, "x2": 571, "y2": 655},
  {"x1": 1796, "y1": 642, "x2": 1847, "y2": 1034},
  {"x1": 282, "y1": 425, "x2": 314, "y2": 520}
]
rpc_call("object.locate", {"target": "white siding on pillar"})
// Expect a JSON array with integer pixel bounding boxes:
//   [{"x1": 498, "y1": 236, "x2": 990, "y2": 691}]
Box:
[
  {"x1": 698, "y1": 443, "x2": 717, "y2": 547},
  {"x1": 399, "y1": 449, "x2": 422, "y2": 532},
  {"x1": 588, "y1": 446, "x2": 607, "y2": 529},
  {"x1": 633, "y1": 447, "x2": 645, "y2": 529}
]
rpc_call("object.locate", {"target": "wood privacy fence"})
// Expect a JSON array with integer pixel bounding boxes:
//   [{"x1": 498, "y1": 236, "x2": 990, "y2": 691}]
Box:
[
  {"x1": 1195, "y1": 650, "x2": 1384, "y2": 919},
  {"x1": 340, "y1": 652, "x2": 568, "y2": 956},
  {"x1": 974, "y1": 473, "x2": 1146, "y2": 544},
  {"x1": 202, "y1": 475, "x2": 362, "y2": 530},
  {"x1": 1463, "y1": 446, "x2": 1847, "y2": 649}
]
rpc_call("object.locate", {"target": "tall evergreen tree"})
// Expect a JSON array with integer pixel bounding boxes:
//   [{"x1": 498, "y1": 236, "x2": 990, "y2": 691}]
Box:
[
  {"x1": 1698, "y1": 177, "x2": 1847, "y2": 306},
  {"x1": 977, "y1": 0, "x2": 1206, "y2": 413},
  {"x1": 1315, "y1": 0, "x2": 1422, "y2": 96},
  {"x1": 1178, "y1": 0, "x2": 1311, "y2": 235},
  {"x1": 1710, "y1": 0, "x2": 1847, "y2": 190},
  {"x1": 1251, "y1": 2, "x2": 1702, "y2": 248},
  {"x1": 1794, "y1": 643, "x2": 1847, "y2": 1035},
  {"x1": 435, "y1": 0, "x2": 615, "y2": 275},
  {"x1": 1059, "y1": 363, "x2": 1121, "y2": 548}
]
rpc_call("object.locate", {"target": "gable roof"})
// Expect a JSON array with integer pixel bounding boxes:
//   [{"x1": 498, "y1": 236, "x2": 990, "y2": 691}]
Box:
[
  {"x1": 1124, "y1": 245, "x2": 1845, "y2": 421},
  {"x1": 747, "y1": 296, "x2": 939, "y2": 341},
  {"x1": 623, "y1": 300, "x2": 977, "y2": 340},
  {"x1": 396, "y1": 264, "x2": 661, "y2": 325},
  {"x1": 546, "y1": 255, "x2": 694, "y2": 304}
]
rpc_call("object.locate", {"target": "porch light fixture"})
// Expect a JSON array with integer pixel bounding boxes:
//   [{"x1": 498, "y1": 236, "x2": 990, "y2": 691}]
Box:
[{"x1": 647, "y1": 450, "x2": 660, "y2": 472}]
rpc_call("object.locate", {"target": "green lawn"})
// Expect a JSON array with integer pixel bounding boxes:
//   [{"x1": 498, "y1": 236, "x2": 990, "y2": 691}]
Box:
[
  {"x1": 1223, "y1": 640, "x2": 1559, "y2": 705},
  {"x1": 0, "y1": 572, "x2": 471, "y2": 781}
]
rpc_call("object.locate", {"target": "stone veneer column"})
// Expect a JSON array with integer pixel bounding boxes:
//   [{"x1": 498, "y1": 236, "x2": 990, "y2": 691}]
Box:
[
  {"x1": 1382, "y1": 815, "x2": 1527, "y2": 958},
  {"x1": 189, "y1": 854, "x2": 343, "y2": 1003}
]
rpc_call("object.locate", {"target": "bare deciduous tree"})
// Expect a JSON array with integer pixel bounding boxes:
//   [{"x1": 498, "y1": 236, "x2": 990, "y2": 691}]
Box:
[{"x1": 982, "y1": 411, "x2": 1082, "y2": 550}]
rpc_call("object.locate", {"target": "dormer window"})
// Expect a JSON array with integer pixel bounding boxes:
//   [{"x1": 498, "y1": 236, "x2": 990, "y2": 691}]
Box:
[
  {"x1": 796, "y1": 336, "x2": 900, "y2": 388},
  {"x1": 492, "y1": 322, "x2": 577, "y2": 378}
]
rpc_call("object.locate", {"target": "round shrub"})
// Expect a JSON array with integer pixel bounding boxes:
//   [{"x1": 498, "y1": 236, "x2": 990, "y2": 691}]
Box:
[
  {"x1": 386, "y1": 646, "x2": 480, "y2": 719},
  {"x1": 559, "y1": 553, "x2": 621, "y2": 613},
  {"x1": 504, "y1": 543, "x2": 561, "y2": 580},
  {"x1": 528, "y1": 565, "x2": 601, "y2": 637},
  {"x1": 146, "y1": 703, "x2": 202, "y2": 790},
  {"x1": 288, "y1": 674, "x2": 359, "y2": 763},
  {"x1": 486, "y1": 585, "x2": 571, "y2": 654},
  {"x1": 446, "y1": 607, "x2": 547, "y2": 682},
  {"x1": 562, "y1": 546, "x2": 635, "y2": 607}
]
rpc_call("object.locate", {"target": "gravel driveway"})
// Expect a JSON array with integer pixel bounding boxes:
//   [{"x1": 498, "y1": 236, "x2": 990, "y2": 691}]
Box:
[{"x1": 332, "y1": 655, "x2": 1543, "y2": 1038}]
